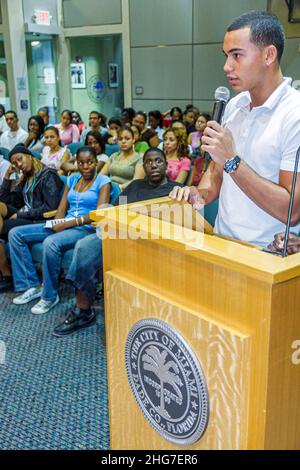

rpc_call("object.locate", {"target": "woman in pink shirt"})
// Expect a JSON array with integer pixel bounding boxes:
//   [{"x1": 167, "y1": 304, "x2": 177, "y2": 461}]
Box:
[
  {"x1": 55, "y1": 109, "x2": 80, "y2": 146},
  {"x1": 163, "y1": 128, "x2": 191, "y2": 184}
]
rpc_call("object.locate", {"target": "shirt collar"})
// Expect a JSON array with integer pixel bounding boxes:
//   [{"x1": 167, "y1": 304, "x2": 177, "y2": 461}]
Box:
[{"x1": 235, "y1": 77, "x2": 292, "y2": 111}]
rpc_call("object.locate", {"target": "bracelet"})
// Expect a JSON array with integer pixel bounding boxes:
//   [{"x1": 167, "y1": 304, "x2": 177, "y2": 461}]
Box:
[
  {"x1": 76, "y1": 218, "x2": 79, "y2": 226},
  {"x1": 80, "y1": 216, "x2": 84, "y2": 226}
]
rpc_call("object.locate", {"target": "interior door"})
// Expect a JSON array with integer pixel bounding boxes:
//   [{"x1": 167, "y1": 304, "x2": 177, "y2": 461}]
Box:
[{"x1": 26, "y1": 34, "x2": 59, "y2": 123}]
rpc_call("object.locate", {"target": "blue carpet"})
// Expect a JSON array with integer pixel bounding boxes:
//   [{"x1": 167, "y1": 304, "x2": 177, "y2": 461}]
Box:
[{"x1": 0, "y1": 283, "x2": 110, "y2": 450}]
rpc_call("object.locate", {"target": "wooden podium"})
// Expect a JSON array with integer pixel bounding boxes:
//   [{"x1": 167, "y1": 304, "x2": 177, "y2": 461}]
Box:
[{"x1": 91, "y1": 198, "x2": 300, "y2": 450}]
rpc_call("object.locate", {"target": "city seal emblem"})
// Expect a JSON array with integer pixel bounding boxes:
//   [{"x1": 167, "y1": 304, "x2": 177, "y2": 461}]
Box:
[
  {"x1": 87, "y1": 75, "x2": 107, "y2": 103},
  {"x1": 125, "y1": 318, "x2": 209, "y2": 445}
]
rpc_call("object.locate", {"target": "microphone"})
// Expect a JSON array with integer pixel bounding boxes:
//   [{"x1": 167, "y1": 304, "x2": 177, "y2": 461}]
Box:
[
  {"x1": 262, "y1": 145, "x2": 300, "y2": 257},
  {"x1": 204, "y1": 86, "x2": 231, "y2": 171}
]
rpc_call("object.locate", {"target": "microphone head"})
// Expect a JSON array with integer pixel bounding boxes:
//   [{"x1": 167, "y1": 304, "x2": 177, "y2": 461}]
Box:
[{"x1": 214, "y1": 86, "x2": 230, "y2": 103}]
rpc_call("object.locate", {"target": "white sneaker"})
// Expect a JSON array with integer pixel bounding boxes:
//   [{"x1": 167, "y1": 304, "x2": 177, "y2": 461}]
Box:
[
  {"x1": 13, "y1": 287, "x2": 42, "y2": 305},
  {"x1": 31, "y1": 295, "x2": 60, "y2": 315}
]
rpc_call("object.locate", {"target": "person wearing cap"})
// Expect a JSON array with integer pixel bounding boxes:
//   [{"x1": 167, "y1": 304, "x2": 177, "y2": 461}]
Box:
[{"x1": 0, "y1": 144, "x2": 63, "y2": 291}]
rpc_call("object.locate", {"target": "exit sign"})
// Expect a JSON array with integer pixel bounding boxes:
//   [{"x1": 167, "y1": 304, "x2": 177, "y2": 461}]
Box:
[{"x1": 33, "y1": 10, "x2": 51, "y2": 26}]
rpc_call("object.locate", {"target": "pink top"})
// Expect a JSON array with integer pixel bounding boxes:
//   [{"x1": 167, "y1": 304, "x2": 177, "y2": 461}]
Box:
[
  {"x1": 41, "y1": 146, "x2": 70, "y2": 170},
  {"x1": 55, "y1": 123, "x2": 80, "y2": 145},
  {"x1": 166, "y1": 157, "x2": 191, "y2": 182},
  {"x1": 191, "y1": 131, "x2": 203, "y2": 151}
]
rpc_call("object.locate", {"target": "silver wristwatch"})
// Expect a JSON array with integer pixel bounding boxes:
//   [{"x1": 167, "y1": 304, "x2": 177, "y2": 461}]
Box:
[{"x1": 224, "y1": 155, "x2": 241, "y2": 174}]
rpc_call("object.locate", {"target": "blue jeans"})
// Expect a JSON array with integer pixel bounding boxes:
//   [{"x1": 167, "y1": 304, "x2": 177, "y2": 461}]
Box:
[
  {"x1": 8, "y1": 223, "x2": 95, "y2": 301},
  {"x1": 65, "y1": 233, "x2": 103, "y2": 302}
]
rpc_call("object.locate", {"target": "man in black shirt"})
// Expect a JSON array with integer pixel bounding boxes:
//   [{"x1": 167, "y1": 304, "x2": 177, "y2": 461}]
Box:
[
  {"x1": 115, "y1": 147, "x2": 180, "y2": 205},
  {"x1": 53, "y1": 148, "x2": 181, "y2": 337}
]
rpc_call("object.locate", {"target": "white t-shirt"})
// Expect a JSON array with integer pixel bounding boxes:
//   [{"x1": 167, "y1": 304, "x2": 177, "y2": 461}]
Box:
[
  {"x1": 214, "y1": 78, "x2": 300, "y2": 247},
  {"x1": 0, "y1": 155, "x2": 10, "y2": 185},
  {"x1": 97, "y1": 153, "x2": 109, "y2": 163},
  {"x1": 0, "y1": 116, "x2": 9, "y2": 135},
  {"x1": 0, "y1": 127, "x2": 28, "y2": 150}
]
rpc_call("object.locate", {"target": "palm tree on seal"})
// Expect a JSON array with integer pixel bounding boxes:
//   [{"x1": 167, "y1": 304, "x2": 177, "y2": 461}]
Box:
[{"x1": 142, "y1": 345, "x2": 183, "y2": 419}]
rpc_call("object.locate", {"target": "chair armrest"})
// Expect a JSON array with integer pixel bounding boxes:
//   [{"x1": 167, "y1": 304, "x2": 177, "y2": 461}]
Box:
[{"x1": 43, "y1": 210, "x2": 58, "y2": 219}]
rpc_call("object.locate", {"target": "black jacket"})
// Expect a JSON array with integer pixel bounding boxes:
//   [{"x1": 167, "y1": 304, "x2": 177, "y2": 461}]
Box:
[{"x1": 0, "y1": 168, "x2": 64, "y2": 220}]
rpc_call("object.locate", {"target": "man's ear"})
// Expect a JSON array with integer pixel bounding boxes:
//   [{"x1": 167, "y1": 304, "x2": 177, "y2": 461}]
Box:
[{"x1": 265, "y1": 45, "x2": 278, "y2": 66}]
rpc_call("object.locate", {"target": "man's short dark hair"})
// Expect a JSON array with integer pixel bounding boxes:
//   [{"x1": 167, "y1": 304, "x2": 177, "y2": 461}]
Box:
[
  {"x1": 143, "y1": 147, "x2": 166, "y2": 163},
  {"x1": 5, "y1": 110, "x2": 18, "y2": 119},
  {"x1": 38, "y1": 106, "x2": 49, "y2": 115},
  {"x1": 227, "y1": 10, "x2": 285, "y2": 62}
]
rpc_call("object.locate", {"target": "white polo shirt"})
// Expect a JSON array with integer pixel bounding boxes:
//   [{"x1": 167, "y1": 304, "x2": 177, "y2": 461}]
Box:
[
  {"x1": 214, "y1": 78, "x2": 300, "y2": 246},
  {"x1": 0, "y1": 127, "x2": 28, "y2": 151}
]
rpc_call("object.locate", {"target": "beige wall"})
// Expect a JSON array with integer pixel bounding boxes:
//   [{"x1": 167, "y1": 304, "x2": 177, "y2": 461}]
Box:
[{"x1": 130, "y1": 0, "x2": 268, "y2": 114}]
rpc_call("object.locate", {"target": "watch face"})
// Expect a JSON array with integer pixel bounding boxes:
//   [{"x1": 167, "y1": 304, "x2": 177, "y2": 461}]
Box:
[{"x1": 224, "y1": 156, "x2": 240, "y2": 174}]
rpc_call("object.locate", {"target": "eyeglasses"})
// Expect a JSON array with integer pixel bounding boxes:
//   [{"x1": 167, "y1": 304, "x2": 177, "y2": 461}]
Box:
[{"x1": 144, "y1": 158, "x2": 165, "y2": 167}]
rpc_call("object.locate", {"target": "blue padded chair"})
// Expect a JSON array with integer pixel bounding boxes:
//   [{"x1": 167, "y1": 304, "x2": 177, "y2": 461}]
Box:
[
  {"x1": 105, "y1": 143, "x2": 119, "y2": 157},
  {"x1": 204, "y1": 199, "x2": 219, "y2": 227},
  {"x1": 30, "y1": 150, "x2": 42, "y2": 160},
  {"x1": 0, "y1": 147, "x2": 10, "y2": 160},
  {"x1": 67, "y1": 142, "x2": 83, "y2": 156}
]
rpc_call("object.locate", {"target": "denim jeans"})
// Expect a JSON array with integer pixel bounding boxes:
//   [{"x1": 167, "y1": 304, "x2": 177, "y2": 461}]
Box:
[
  {"x1": 65, "y1": 232, "x2": 103, "y2": 302},
  {"x1": 8, "y1": 223, "x2": 95, "y2": 301}
]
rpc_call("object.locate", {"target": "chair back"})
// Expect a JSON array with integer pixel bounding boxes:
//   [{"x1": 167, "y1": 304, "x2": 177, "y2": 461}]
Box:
[
  {"x1": 105, "y1": 143, "x2": 119, "y2": 157},
  {"x1": 67, "y1": 142, "x2": 83, "y2": 156},
  {"x1": 204, "y1": 199, "x2": 219, "y2": 227},
  {"x1": 0, "y1": 147, "x2": 10, "y2": 160},
  {"x1": 109, "y1": 181, "x2": 121, "y2": 205},
  {"x1": 30, "y1": 150, "x2": 42, "y2": 160}
]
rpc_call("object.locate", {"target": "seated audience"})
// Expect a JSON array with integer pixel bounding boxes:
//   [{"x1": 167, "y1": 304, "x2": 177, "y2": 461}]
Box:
[
  {"x1": 85, "y1": 130, "x2": 108, "y2": 172},
  {"x1": 132, "y1": 111, "x2": 160, "y2": 148},
  {"x1": 131, "y1": 125, "x2": 149, "y2": 155},
  {"x1": 148, "y1": 110, "x2": 164, "y2": 141},
  {"x1": 41, "y1": 126, "x2": 72, "y2": 174},
  {"x1": 9, "y1": 146, "x2": 111, "y2": 314},
  {"x1": 121, "y1": 107, "x2": 136, "y2": 126},
  {"x1": 0, "y1": 111, "x2": 28, "y2": 150},
  {"x1": 183, "y1": 108, "x2": 196, "y2": 134},
  {"x1": 72, "y1": 111, "x2": 86, "y2": 135},
  {"x1": 24, "y1": 115, "x2": 45, "y2": 153},
  {"x1": 0, "y1": 145, "x2": 63, "y2": 291},
  {"x1": 52, "y1": 147, "x2": 181, "y2": 337},
  {"x1": 163, "y1": 128, "x2": 192, "y2": 184},
  {"x1": 187, "y1": 113, "x2": 211, "y2": 187},
  {"x1": 81, "y1": 111, "x2": 107, "y2": 142},
  {"x1": 162, "y1": 106, "x2": 183, "y2": 128},
  {"x1": 101, "y1": 127, "x2": 144, "y2": 191},
  {"x1": 103, "y1": 117, "x2": 122, "y2": 145},
  {"x1": 171, "y1": 120, "x2": 187, "y2": 133},
  {"x1": 186, "y1": 104, "x2": 200, "y2": 121},
  {"x1": 188, "y1": 113, "x2": 210, "y2": 158},
  {"x1": 37, "y1": 106, "x2": 50, "y2": 128},
  {"x1": 55, "y1": 109, "x2": 80, "y2": 146},
  {"x1": 0, "y1": 104, "x2": 9, "y2": 136}
]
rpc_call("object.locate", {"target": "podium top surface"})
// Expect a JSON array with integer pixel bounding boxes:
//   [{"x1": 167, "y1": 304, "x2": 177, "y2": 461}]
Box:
[{"x1": 91, "y1": 197, "x2": 300, "y2": 285}]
